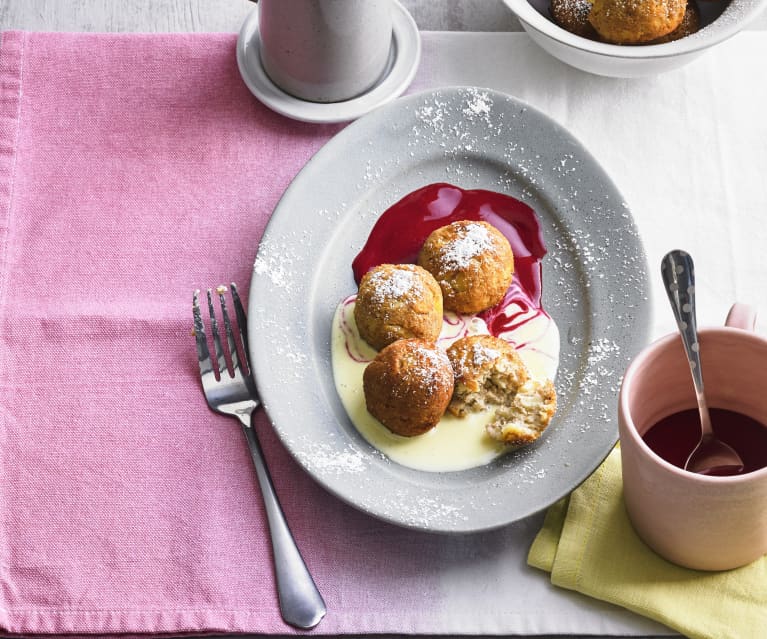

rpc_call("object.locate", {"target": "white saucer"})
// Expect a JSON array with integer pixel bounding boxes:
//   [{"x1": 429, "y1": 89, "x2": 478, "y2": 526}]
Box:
[{"x1": 236, "y1": 1, "x2": 421, "y2": 124}]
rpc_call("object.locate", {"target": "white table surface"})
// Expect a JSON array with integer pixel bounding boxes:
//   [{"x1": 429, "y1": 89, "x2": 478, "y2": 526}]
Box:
[
  {"x1": 2, "y1": 2, "x2": 766, "y2": 639},
  {"x1": 1, "y1": 0, "x2": 765, "y2": 32}
]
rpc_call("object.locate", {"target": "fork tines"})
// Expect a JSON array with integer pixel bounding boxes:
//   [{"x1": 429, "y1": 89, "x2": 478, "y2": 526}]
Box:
[{"x1": 193, "y1": 283, "x2": 250, "y2": 381}]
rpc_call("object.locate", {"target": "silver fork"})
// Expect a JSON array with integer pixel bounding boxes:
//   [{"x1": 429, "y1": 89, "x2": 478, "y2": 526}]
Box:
[{"x1": 192, "y1": 283, "x2": 326, "y2": 630}]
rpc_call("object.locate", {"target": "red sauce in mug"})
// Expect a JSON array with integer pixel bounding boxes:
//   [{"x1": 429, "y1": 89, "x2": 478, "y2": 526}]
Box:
[
  {"x1": 351, "y1": 183, "x2": 549, "y2": 337},
  {"x1": 642, "y1": 408, "x2": 767, "y2": 476}
]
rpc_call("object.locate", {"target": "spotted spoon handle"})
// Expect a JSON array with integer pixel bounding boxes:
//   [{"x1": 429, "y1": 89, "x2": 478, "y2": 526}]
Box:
[{"x1": 661, "y1": 250, "x2": 705, "y2": 394}]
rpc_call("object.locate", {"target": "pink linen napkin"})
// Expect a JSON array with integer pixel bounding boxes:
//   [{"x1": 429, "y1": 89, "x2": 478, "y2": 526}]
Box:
[
  {"x1": 0, "y1": 30, "x2": 433, "y2": 636},
  {"x1": 0, "y1": 29, "x2": 667, "y2": 639}
]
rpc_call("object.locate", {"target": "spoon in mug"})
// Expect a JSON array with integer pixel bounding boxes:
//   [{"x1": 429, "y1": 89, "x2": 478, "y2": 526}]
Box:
[{"x1": 661, "y1": 250, "x2": 744, "y2": 476}]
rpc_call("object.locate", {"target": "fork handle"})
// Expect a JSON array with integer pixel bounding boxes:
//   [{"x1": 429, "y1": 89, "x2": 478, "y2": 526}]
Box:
[{"x1": 237, "y1": 412, "x2": 327, "y2": 630}]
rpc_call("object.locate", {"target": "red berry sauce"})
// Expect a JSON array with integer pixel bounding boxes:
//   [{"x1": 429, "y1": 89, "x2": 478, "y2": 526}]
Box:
[{"x1": 351, "y1": 182, "x2": 550, "y2": 337}]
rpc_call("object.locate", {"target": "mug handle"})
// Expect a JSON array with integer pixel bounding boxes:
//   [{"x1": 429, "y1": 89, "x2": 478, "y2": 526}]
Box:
[{"x1": 725, "y1": 303, "x2": 757, "y2": 331}]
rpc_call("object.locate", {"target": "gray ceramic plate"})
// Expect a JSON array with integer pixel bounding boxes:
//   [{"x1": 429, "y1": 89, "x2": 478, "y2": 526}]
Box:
[{"x1": 248, "y1": 87, "x2": 651, "y2": 534}]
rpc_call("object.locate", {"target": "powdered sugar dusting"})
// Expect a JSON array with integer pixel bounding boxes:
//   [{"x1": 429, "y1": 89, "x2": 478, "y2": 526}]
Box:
[
  {"x1": 439, "y1": 222, "x2": 494, "y2": 270},
  {"x1": 400, "y1": 342, "x2": 451, "y2": 392},
  {"x1": 555, "y1": 0, "x2": 592, "y2": 23},
  {"x1": 295, "y1": 441, "x2": 369, "y2": 475},
  {"x1": 471, "y1": 341, "x2": 501, "y2": 367},
  {"x1": 369, "y1": 494, "x2": 469, "y2": 528},
  {"x1": 368, "y1": 266, "x2": 423, "y2": 304},
  {"x1": 449, "y1": 338, "x2": 504, "y2": 380},
  {"x1": 253, "y1": 238, "x2": 296, "y2": 289},
  {"x1": 462, "y1": 90, "x2": 492, "y2": 120}
]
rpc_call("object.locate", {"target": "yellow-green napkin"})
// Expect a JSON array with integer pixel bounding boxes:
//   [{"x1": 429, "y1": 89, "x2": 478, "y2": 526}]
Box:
[{"x1": 528, "y1": 448, "x2": 767, "y2": 639}]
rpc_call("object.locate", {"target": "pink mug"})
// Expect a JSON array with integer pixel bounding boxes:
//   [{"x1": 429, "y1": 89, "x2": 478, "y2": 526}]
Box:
[{"x1": 618, "y1": 303, "x2": 767, "y2": 570}]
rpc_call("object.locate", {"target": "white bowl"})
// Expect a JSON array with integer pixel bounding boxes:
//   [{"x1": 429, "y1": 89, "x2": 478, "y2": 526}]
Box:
[{"x1": 502, "y1": 0, "x2": 766, "y2": 77}]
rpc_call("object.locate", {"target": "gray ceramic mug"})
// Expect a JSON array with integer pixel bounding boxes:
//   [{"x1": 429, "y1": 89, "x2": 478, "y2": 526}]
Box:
[{"x1": 258, "y1": 0, "x2": 393, "y2": 103}]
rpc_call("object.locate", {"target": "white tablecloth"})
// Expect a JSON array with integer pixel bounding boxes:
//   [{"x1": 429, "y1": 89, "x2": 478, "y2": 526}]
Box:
[{"x1": 398, "y1": 30, "x2": 767, "y2": 637}]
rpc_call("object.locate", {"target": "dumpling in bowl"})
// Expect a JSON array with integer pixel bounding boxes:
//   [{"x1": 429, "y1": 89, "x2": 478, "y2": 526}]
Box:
[
  {"x1": 648, "y1": 0, "x2": 700, "y2": 43},
  {"x1": 589, "y1": 0, "x2": 687, "y2": 43},
  {"x1": 551, "y1": 0, "x2": 599, "y2": 39}
]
